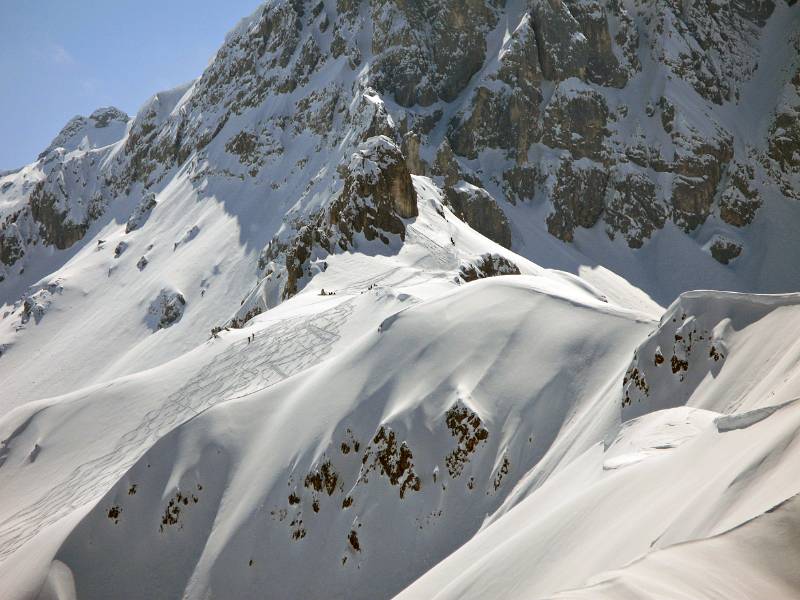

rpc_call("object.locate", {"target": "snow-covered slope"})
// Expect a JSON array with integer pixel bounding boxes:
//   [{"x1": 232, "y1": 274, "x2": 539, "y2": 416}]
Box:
[
  {"x1": 1, "y1": 0, "x2": 799, "y2": 598},
  {"x1": 0, "y1": 182, "x2": 657, "y2": 597},
  {"x1": 4, "y1": 214, "x2": 800, "y2": 598},
  {"x1": 392, "y1": 293, "x2": 800, "y2": 600},
  {"x1": 552, "y1": 494, "x2": 800, "y2": 600},
  {"x1": 1, "y1": 0, "x2": 798, "y2": 411},
  {"x1": 23, "y1": 278, "x2": 651, "y2": 599},
  {"x1": 397, "y1": 399, "x2": 800, "y2": 600}
]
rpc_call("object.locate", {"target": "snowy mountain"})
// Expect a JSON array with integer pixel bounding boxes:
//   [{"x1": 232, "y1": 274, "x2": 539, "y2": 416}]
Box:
[{"x1": 1, "y1": 0, "x2": 799, "y2": 598}]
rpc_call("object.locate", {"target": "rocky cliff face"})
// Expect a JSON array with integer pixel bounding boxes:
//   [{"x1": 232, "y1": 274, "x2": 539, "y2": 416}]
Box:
[
  {"x1": 0, "y1": 0, "x2": 798, "y2": 307},
  {"x1": 234, "y1": 134, "x2": 418, "y2": 319},
  {"x1": 1, "y1": 4, "x2": 800, "y2": 596}
]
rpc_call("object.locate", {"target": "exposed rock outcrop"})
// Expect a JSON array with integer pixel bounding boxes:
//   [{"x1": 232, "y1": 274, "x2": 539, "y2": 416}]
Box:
[
  {"x1": 370, "y1": 0, "x2": 498, "y2": 106},
  {"x1": 542, "y1": 80, "x2": 609, "y2": 162},
  {"x1": 330, "y1": 135, "x2": 418, "y2": 242},
  {"x1": 0, "y1": 0, "x2": 796, "y2": 304},
  {"x1": 448, "y1": 14, "x2": 542, "y2": 162},
  {"x1": 444, "y1": 183, "x2": 511, "y2": 248},
  {"x1": 125, "y1": 193, "x2": 157, "y2": 233},
  {"x1": 718, "y1": 161, "x2": 761, "y2": 227},
  {"x1": 604, "y1": 170, "x2": 667, "y2": 248},
  {"x1": 148, "y1": 290, "x2": 187, "y2": 330},
  {"x1": 708, "y1": 236, "x2": 743, "y2": 265},
  {"x1": 546, "y1": 159, "x2": 608, "y2": 242},
  {"x1": 567, "y1": 0, "x2": 630, "y2": 87},
  {"x1": 29, "y1": 181, "x2": 91, "y2": 250},
  {"x1": 459, "y1": 253, "x2": 521, "y2": 282},
  {"x1": 233, "y1": 135, "x2": 418, "y2": 320},
  {"x1": 769, "y1": 64, "x2": 800, "y2": 187},
  {"x1": 669, "y1": 133, "x2": 734, "y2": 232},
  {"x1": 530, "y1": 0, "x2": 589, "y2": 82}
]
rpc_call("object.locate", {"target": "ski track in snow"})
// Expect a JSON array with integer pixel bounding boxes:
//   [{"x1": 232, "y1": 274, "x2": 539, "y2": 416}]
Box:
[
  {"x1": 0, "y1": 299, "x2": 354, "y2": 561},
  {"x1": 331, "y1": 224, "x2": 456, "y2": 296},
  {"x1": 405, "y1": 224, "x2": 457, "y2": 268}
]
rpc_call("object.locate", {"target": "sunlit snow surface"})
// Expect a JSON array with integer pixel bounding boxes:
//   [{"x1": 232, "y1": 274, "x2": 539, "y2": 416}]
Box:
[
  {"x1": 0, "y1": 0, "x2": 799, "y2": 596},
  {"x1": 0, "y1": 177, "x2": 798, "y2": 599}
]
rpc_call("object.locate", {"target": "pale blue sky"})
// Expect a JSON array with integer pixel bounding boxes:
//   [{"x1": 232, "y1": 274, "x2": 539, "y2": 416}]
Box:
[{"x1": 0, "y1": 0, "x2": 263, "y2": 170}]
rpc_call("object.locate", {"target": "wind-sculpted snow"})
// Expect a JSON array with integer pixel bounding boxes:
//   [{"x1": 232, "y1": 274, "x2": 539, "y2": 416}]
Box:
[
  {"x1": 2, "y1": 0, "x2": 799, "y2": 342},
  {"x1": 550, "y1": 494, "x2": 800, "y2": 600},
  {"x1": 0, "y1": 299, "x2": 353, "y2": 562},
  {"x1": 34, "y1": 280, "x2": 800, "y2": 600},
  {"x1": 7, "y1": 275, "x2": 653, "y2": 599},
  {"x1": 714, "y1": 400, "x2": 795, "y2": 433},
  {"x1": 0, "y1": 0, "x2": 799, "y2": 597},
  {"x1": 0, "y1": 0, "x2": 798, "y2": 409},
  {"x1": 2, "y1": 202, "x2": 800, "y2": 598},
  {"x1": 397, "y1": 400, "x2": 800, "y2": 600},
  {"x1": 622, "y1": 290, "x2": 800, "y2": 419}
]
